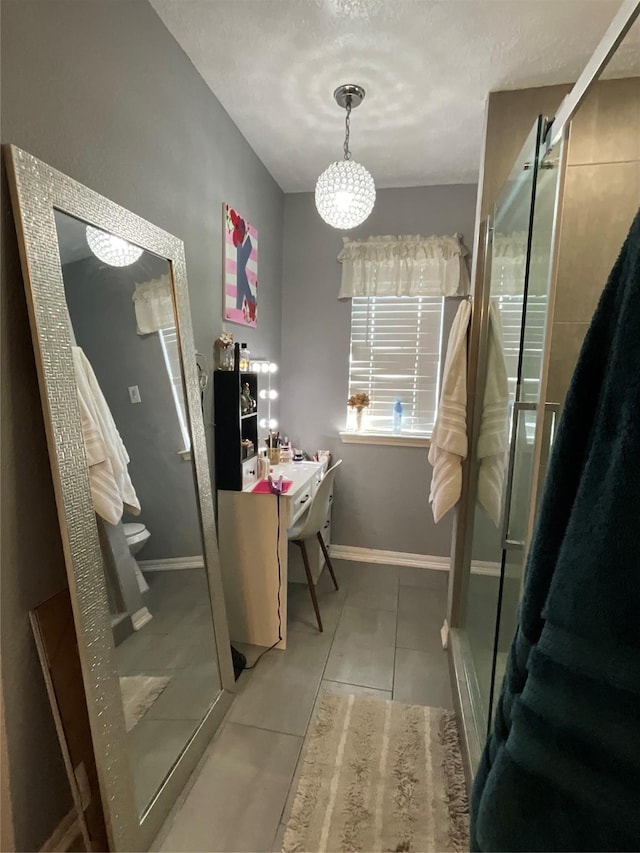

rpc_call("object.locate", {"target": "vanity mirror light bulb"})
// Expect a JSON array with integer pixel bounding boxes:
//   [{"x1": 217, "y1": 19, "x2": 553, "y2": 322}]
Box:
[
  {"x1": 268, "y1": 418, "x2": 278, "y2": 429},
  {"x1": 259, "y1": 390, "x2": 268, "y2": 399},
  {"x1": 259, "y1": 418, "x2": 268, "y2": 429},
  {"x1": 261, "y1": 363, "x2": 270, "y2": 374},
  {"x1": 268, "y1": 389, "x2": 278, "y2": 400},
  {"x1": 250, "y1": 361, "x2": 261, "y2": 371},
  {"x1": 269, "y1": 363, "x2": 278, "y2": 373}
]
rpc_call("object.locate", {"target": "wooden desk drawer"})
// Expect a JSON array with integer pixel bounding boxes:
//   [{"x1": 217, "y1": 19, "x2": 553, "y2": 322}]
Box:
[{"x1": 242, "y1": 457, "x2": 258, "y2": 489}]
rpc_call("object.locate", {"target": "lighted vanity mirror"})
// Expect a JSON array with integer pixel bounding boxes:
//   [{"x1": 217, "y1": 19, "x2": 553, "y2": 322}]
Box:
[{"x1": 5, "y1": 146, "x2": 235, "y2": 851}]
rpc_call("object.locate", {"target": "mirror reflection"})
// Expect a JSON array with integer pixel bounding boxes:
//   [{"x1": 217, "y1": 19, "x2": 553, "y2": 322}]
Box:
[{"x1": 53, "y1": 210, "x2": 221, "y2": 817}]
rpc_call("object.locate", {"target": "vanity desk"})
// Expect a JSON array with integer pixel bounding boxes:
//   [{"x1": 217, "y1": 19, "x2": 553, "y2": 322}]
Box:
[{"x1": 217, "y1": 460, "x2": 326, "y2": 649}]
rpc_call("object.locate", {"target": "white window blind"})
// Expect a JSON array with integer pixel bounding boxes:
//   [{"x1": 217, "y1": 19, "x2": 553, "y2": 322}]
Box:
[
  {"x1": 497, "y1": 294, "x2": 547, "y2": 394},
  {"x1": 348, "y1": 296, "x2": 444, "y2": 436},
  {"x1": 158, "y1": 327, "x2": 191, "y2": 450},
  {"x1": 496, "y1": 294, "x2": 525, "y2": 403},
  {"x1": 496, "y1": 293, "x2": 547, "y2": 442}
]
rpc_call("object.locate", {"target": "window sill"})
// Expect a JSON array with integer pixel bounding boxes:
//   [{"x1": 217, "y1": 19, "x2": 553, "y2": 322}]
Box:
[{"x1": 339, "y1": 431, "x2": 431, "y2": 448}]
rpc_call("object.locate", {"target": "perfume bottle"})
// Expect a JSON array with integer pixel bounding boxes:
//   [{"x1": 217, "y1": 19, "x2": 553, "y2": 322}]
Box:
[{"x1": 239, "y1": 343, "x2": 250, "y2": 371}]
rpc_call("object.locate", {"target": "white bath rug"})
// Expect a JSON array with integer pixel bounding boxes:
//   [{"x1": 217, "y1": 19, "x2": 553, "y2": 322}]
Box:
[{"x1": 283, "y1": 692, "x2": 469, "y2": 852}]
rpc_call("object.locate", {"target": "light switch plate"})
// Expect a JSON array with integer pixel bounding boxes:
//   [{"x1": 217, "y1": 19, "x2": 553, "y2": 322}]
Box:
[{"x1": 128, "y1": 385, "x2": 141, "y2": 404}]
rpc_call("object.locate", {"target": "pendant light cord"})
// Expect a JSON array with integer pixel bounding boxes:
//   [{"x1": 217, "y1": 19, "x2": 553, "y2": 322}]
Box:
[{"x1": 343, "y1": 96, "x2": 352, "y2": 160}]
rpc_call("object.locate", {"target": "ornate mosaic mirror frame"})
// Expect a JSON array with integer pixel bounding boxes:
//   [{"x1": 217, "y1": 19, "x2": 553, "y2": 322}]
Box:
[{"x1": 5, "y1": 145, "x2": 235, "y2": 850}]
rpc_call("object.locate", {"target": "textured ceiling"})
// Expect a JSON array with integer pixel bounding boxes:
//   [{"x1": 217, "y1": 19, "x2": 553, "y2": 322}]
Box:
[{"x1": 150, "y1": 0, "x2": 640, "y2": 191}]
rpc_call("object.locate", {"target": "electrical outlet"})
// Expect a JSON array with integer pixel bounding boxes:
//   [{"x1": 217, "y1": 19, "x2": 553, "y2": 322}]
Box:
[{"x1": 128, "y1": 385, "x2": 141, "y2": 404}]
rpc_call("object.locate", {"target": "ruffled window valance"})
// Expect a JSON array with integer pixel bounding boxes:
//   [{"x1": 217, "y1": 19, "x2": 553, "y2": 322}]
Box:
[
  {"x1": 492, "y1": 231, "x2": 551, "y2": 296},
  {"x1": 491, "y1": 232, "x2": 528, "y2": 296},
  {"x1": 338, "y1": 233, "x2": 470, "y2": 299},
  {"x1": 133, "y1": 274, "x2": 175, "y2": 335}
]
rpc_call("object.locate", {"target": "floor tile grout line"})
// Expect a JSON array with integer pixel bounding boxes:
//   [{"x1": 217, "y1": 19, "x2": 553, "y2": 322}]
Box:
[
  {"x1": 321, "y1": 678, "x2": 393, "y2": 693},
  {"x1": 224, "y1": 719, "x2": 307, "y2": 740}
]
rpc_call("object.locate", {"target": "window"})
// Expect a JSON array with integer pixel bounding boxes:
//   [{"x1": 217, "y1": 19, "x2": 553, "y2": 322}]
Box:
[
  {"x1": 347, "y1": 296, "x2": 445, "y2": 437},
  {"x1": 158, "y1": 327, "x2": 191, "y2": 451}
]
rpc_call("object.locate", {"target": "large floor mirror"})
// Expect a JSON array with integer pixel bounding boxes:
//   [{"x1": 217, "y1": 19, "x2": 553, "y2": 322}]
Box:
[{"x1": 5, "y1": 145, "x2": 235, "y2": 850}]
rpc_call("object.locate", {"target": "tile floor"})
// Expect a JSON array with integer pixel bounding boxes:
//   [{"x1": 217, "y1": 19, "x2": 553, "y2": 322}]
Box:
[
  {"x1": 115, "y1": 569, "x2": 221, "y2": 814},
  {"x1": 152, "y1": 560, "x2": 452, "y2": 852}
]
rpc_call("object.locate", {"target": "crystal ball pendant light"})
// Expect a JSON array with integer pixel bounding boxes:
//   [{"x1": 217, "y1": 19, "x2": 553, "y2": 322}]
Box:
[
  {"x1": 86, "y1": 225, "x2": 144, "y2": 267},
  {"x1": 315, "y1": 84, "x2": 376, "y2": 230}
]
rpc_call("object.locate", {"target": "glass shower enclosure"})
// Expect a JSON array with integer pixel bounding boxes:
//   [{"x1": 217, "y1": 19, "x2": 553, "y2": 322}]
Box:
[{"x1": 457, "y1": 118, "x2": 567, "y2": 740}]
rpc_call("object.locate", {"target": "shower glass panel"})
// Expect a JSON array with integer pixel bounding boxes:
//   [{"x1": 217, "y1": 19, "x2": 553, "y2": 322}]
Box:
[
  {"x1": 489, "y1": 137, "x2": 567, "y2": 720},
  {"x1": 463, "y1": 118, "x2": 544, "y2": 735}
]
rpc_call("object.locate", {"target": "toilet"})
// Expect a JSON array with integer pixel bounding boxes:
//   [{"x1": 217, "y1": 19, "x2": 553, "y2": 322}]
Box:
[
  {"x1": 123, "y1": 523, "x2": 151, "y2": 597},
  {"x1": 123, "y1": 522, "x2": 151, "y2": 556}
]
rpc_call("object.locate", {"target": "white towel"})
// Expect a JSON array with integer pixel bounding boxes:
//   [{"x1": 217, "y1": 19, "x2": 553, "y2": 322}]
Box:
[
  {"x1": 72, "y1": 347, "x2": 141, "y2": 524},
  {"x1": 428, "y1": 299, "x2": 471, "y2": 522},
  {"x1": 477, "y1": 302, "x2": 509, "y2": 526}
]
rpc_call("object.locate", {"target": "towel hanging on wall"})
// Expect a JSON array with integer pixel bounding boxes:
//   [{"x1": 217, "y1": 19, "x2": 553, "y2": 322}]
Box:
[{"x1": 428, "y1": 299, "x2": 471, "y2": 522}]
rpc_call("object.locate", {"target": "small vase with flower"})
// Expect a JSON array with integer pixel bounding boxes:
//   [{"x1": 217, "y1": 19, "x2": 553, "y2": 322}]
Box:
[
  {"x1": 214, "y1": 330, "x2": 234, "y2": 370},
  {"x1": 348, "y1": 392, "x2": 370, "y2": 432}
]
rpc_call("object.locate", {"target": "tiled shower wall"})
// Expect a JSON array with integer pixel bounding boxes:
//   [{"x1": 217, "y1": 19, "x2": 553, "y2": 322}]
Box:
[{"x1": 547, "y1": 77, "x2": 640, "y2": 406}]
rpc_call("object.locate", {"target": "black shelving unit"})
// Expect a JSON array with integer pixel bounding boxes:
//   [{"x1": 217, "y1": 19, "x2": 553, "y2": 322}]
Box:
[{"x1": 213, "y1": 371, "x2": 259, "y2": 490}]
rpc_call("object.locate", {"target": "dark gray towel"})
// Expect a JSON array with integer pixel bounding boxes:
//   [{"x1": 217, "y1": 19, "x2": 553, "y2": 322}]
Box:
[{"x1": 471, "y1": 207, "x2": 640, "y2": 852}]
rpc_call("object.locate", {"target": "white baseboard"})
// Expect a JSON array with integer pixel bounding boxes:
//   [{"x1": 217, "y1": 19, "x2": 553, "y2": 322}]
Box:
[
  {"x1": 470, "y1": 559, "x2": 502, "y2": 577},
  {"x1": 39, "y1": 809, "x2": 82, "y2": 852},
  {"x1": 329, "y1": 544, "x2": 449, "y2": 571},
  {"x1": 139, "y1": 556, "x2": 205, "y2": 572},
  {"x1": 328, "y1": 544, "x2": 500, "y2": 577}
]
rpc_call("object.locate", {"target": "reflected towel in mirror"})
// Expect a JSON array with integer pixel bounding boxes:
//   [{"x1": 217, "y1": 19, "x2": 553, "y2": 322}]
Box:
[{"x1": 72, "y1": 346, "x2": 140, "y2": 524}]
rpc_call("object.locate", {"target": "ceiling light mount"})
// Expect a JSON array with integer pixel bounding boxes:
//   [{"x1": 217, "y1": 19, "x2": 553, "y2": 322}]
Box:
[{"x1": 333, "y1": 83, "x2": 366, "y2": 110}]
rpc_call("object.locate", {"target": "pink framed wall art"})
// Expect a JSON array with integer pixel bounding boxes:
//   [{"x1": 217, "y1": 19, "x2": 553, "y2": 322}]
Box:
[{"x1": 223, "y1": 203, "x2": 258, "y2": 328}]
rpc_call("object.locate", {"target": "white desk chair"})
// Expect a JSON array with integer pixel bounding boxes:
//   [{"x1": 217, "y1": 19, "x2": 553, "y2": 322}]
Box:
[{"x1": 287, "y1": 460, "x2": 342, "y2": 632}]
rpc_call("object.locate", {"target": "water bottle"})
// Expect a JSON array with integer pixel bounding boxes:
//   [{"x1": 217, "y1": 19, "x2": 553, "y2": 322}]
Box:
[{"x1": 393, "y1": 399, "x2": 403, "y2": 434}]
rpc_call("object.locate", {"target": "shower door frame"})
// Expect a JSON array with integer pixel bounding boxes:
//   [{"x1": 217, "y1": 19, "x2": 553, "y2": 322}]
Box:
[{"x1": 448, "y1": 116, "x2": 566, "y2": 781}]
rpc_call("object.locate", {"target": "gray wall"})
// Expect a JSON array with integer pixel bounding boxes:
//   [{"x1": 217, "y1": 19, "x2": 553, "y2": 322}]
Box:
[
  {"x1": 63, "y1": 254, "x2": 202, "y2": 560},
  {"x1": 280, "y1": 185, "x2": 477, "y2": 556},
  {"x1": 1, "y1": 1, "x2": 284, "y2": 848}
]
